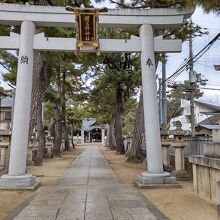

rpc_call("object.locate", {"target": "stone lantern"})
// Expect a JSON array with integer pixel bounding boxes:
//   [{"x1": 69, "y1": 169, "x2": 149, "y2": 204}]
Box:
[
  {"x1": 171, "y1": 121, "x2": 189, "y2": 180},
  {"x1": 0, "y1": 130, "x2": 11, "y2": 169},
  {"x1": 27, "y1": 133, "x2": 35, "y2": 165},
  {"x1": 160, "y1": 124, "x2": 171, "y2": 168},
  {"x1": 46, "y1": 133, "x2": 53, "y2": 158}
]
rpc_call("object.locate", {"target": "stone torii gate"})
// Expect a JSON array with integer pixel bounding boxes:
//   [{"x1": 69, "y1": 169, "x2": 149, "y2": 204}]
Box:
[{"x1": 0, "y1": 3, "x2": 193, "y2": 189}]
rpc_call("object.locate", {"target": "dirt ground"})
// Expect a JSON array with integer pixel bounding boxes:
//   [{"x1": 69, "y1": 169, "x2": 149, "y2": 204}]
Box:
[
  {"x1": 0, "y1": 147, "x2": 83, "y2": 220},
  {"x1": 100, "y1": 146, "x2": 217, "y2": 220},
  {"x1": 0, "y1": 145, "x2": 217, "y2": 220}
]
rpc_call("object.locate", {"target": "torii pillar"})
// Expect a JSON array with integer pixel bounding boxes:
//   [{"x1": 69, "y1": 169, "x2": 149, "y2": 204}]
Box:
[
  {"x1": 0, "y1": 21, "x2": 39, "y2": 189},
  {"x1": 135, "y1": 24, "x2": 175, "y2": 187}
]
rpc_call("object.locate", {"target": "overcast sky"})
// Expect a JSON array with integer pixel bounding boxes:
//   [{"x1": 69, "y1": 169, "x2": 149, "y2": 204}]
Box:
[
  {"x1": 160, "y1": 7, "x2": 220, "y2": 86},
  {"x1": 158, "y1": 7, "x2": 220, "y2": 104}
]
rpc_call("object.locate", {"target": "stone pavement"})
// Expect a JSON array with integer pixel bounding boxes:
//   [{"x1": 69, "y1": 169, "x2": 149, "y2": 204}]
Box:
[{"x1": 12, "y1": 145, "x2": 168, "y2": 220}]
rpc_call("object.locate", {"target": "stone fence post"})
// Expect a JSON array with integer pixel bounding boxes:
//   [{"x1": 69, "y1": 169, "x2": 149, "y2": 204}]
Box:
[
  {"x1": 171, "y1": 121, "x2": 189, "y2": 181},
  {"x1": 0, "y1": 141, "x2": 9, "y2": 169},
  {"x1": 0, "y1": 131, "x2": 11, "y2": 169},
  {"x1": 217, "y1": 181, "x2": 220, "y2": 220}
]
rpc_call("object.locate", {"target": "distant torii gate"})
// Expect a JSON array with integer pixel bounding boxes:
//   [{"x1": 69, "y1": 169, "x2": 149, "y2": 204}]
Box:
[{"x1": 0, "y1": 3, "x2": 193, "y2": 189}]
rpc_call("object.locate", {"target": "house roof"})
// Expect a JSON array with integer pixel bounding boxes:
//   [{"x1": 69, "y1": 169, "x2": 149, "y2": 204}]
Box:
[
  {"x1": 197, "y1": 113, "x2": 220, "y2": 126},
  {"x1": 195, "y1": 100, "x2": 220, "y2": 112},
  {"x1": 171, "y1": 99, "x2": 220, "y2": 119},
  {"x1": 0, "y1": 96, "x2": 13, "y2": 108},
  {"x1": 90, "y1": 121, "x2": 102, "y2": 127},
  {"x1": 196, "y1": 124, "x2": 220, "y2": 130},
  {"x1": 82, "y1": 118, "x2": 102, "y2": 131}
]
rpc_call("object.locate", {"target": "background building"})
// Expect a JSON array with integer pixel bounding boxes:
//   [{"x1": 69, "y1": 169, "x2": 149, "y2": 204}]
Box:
[{"x1": 0, "y1": 95, "x2": 13, "y2": 132}]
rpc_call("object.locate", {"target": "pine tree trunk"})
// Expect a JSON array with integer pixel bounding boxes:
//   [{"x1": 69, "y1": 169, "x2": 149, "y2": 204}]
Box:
[
  {"x1": 61, "y1": 71, "x2": 70, "y2": 152},
  {"x1": 49, "y1": 118, "x2": 55, "y2": 139},
  {"x1": 49, "y1": 118, "x2": 55, "y2": 157},
  {"x1": 34, "y1": 103, "x2": 46, "y2": 165},
  {"x1": 63, "y1": 124, "x2": 70, "y2": 151},
  {"x1": 28, "y1": 52, "x2": 45, "y2": 137},
  {"x1": 70, "y1": 128, "x2": 75, "y2": 149},
  {"x1": 127, "y1": 88, "x2": 145, "y2": 162},
  {"x1": 108, "y1": 117, "x2": 116, "y2": 150},
  {"x1": 52, "y1": 103, "x2": 63, "y2": 157},
  {"x1": 114, "y1": 84, "x2": 125, "y2": 154},
  {"x1": 28, "y1": 52, "x2": 48, "y2": 165},
  {"x1": 106, "y1": 124, "x2": 110, "y2": 147}
]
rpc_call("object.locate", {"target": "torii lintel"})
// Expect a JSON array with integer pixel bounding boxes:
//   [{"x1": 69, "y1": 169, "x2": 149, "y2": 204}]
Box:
[{"x1": 0, "y1": 3, "x2": 194, "y2": 28}]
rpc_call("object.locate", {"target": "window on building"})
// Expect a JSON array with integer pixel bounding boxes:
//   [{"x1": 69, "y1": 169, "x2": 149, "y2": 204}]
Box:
[
  {"x1": 5, "y1": 111, "x2": 11, "y2": 121},
  {"x1": 0, "y1": 112, "x2": 3, "y2": 121}
]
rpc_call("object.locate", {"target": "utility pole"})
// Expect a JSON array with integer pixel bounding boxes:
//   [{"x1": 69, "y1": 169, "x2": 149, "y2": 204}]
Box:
[
  {"x1": 189, "y1": 32, "x2": 196, "y2": 137},
  {"x1": 158, "y1": 78, "x2": 162, "y2": 124},
  {"x1": 161, "y1": 54, "x2": 167, "y2": 127}
]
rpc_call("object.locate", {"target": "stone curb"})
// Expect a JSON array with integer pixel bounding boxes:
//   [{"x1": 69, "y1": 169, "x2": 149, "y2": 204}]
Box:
[{"x1": 3, "y1": 194, "x2": 36, "y2": 220}]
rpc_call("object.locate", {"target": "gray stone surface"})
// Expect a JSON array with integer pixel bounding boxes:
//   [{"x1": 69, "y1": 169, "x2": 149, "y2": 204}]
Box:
[
  {"x1": 189, "y1": 155, "x2": 220, "y2": 169},
  {"x1": 12, "y1": 145, "x2": 166, "y2": 220},
  {"x1": 0, "y1": 174, "x2": 40, "y2": 190},
  {"x1": 136, "y1": 171, "x2": 176, "y2": 186}
]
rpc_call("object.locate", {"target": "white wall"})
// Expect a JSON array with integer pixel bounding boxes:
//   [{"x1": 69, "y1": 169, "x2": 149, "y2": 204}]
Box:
[{"x1": 169, "y1": 99, "x2": 219, "y2": 131}]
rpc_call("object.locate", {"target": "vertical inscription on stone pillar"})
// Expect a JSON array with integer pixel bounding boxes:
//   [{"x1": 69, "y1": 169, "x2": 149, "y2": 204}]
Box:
[
  {"x1": 20, "y1": 55, "x2": 29, "y2": 64},
  {"x1": 146, "y1": 58, "x2": 153, "y2": 67}
]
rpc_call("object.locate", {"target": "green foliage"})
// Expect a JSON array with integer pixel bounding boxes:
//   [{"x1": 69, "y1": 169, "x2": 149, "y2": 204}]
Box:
[
  {"x1": 169, "y1": 81, "x2": 203, "y2": 101},
  {"x1": 0, "y1": 25, "x2": 10, "y2": 36},
  {"x1": 89, "y1": 80, "x2": 116, "y2": 123},
  {"x1": 164, "y1": 20, "x2": 208, "y2": 42},
  {"x1": 167, "y1": 80, "x2": 203, "y2": 121},
  {"x1": 0, "y1": 51, "x2": 17, "y2": 85},
  {"x1": 44, "y1": 102, "x2": 54, "y2": 122},
  {"x1": 186, "y1": 0, "x2": 220, "y2": 14},
  {"x1": 100, "y1": 0, "x2": 220, "y2": 14},
  {"x1": 0, "y1": 85, "x2": 4, "y2": 93},
  {"x1": 66, "y1": 104, "x2": 92, "y2": 130},
  {"x1": 122, "y1": 97, "x2": 137, "y2": 134}
]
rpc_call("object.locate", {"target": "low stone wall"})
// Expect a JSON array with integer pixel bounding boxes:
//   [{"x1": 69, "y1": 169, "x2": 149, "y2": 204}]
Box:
[{"x1": 189, "y1": 155, "x2": 220, "y2": 203}]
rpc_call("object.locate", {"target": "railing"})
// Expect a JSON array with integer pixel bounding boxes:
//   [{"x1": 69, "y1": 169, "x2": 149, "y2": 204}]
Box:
[
  {"x1": 169, "y1": 136, "x2": 212, "y2": 157},
  {"x1": 123, "y1": 135, "x2": 211, "y2": 157}
]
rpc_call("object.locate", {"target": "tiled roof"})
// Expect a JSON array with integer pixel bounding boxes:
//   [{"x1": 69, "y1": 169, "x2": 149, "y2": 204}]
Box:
[
  {"x1": 195, "y1": 100, "x2": 220, "y2": 111},
  {"x1": 197, "y1": 113, "x2": 220, "y2": 126},
  {"x1": 81, "y1": 118, "x2": 102, "y2": 131},
  {"x1": 196, "y1": 124, "x2": 220, "y2": 130},
  {"x1": 0, "y1": 96, "x2": 13, "y2": 108}
]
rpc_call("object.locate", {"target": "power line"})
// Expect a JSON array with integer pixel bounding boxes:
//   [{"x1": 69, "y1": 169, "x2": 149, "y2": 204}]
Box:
[
  {"x1": 195, "y1": 62, "x2": 214, "y2": 70},
  {"x1": 162, "y1": 32, "x2": 220, "y2": 85},
  {"x1": 0, "y1": 75, "x2": 15, "y2": 89}
]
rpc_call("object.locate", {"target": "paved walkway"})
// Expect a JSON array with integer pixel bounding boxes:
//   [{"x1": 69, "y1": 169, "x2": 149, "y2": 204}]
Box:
[{"x1": 13, "y1": 145, "x2": 167, "y2": 220}]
